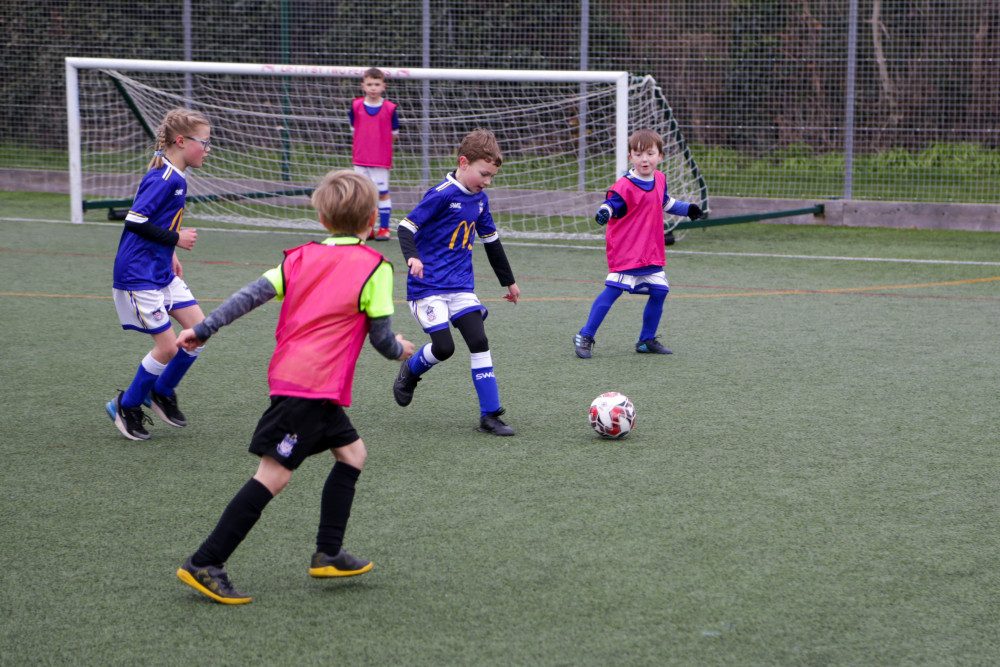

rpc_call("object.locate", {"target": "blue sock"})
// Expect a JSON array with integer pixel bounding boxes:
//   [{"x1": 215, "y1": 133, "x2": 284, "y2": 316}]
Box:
[
  {"x1": 638, "y1": 290, "x2": 668, "y2": 341},
  {"x1": 580, "y1": 286, "x2": 622, "y2": 338},
  {"x1": 407, "y1": 344, "x2": 439, "y2": 375},
  {"x1": 471, "y1": 351, "x2": 501, "y2": 417},
  {"x1": 153, "y1": 347, "x2": 201, "y2": 396},
  {"x1": 379, "y1": 203, "x2": 391, "y2": 229},
  {"x1": 122, "y1": 352, "x2": 166, "y2": 408}
]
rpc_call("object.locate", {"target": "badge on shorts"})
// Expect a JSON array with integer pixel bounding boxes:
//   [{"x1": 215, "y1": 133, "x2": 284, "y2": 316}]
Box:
[
  {"x1": 151, "y1": 308, "x2": 165, "y2": 321},
  {"x1": 276, "y1": 433, "x2": 298, "y2": 458},
  {"x1": 424, "y1": 305, "x2": 436, "y2": 322}
]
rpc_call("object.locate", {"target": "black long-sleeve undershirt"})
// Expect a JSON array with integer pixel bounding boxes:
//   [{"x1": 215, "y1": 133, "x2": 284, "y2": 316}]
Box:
[
  {"x1": 123, "y1": 220, "x2": 179, "y2": 246},
  {"x1": 483, "y1": 238, "x2": 516, "y2": 287}
]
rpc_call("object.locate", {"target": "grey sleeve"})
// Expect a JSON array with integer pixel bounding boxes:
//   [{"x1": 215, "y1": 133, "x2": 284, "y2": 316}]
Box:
[
  {"x1": 192, "y1": 276, "x2": 278, "y2": 341},
  {"x1": 368, "y1": 315, "x2": 403, "y2": 360}
]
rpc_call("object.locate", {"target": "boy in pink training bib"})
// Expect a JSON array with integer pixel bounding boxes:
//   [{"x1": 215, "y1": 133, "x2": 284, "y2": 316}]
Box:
[
  {"x1": 573, "y1": 129, "x2": 704, "y2": 359},
  {"x1": 350, "y1": 67, "x2": 399, "y2": 241},
  {"x1": 174, "y1": 171, "x2": 414, "y2": 604}
]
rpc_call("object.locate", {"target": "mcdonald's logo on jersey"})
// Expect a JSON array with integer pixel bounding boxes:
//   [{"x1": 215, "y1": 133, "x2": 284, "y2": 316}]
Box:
[{"x1": 449, "y1": 220, "x2": 476, "y2": 250}]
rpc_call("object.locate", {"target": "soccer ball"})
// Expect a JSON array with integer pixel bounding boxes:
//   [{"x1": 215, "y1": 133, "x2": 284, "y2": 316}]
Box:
[{"x1": 589, "y1": 392, "x2": 636, "y2": 439}]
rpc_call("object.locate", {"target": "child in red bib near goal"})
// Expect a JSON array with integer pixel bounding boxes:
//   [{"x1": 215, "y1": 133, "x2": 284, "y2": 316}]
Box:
[
  {"x1": 174, "y1": 170, "x2": 414, "y2": 605},
  {"x1": 350, "y1": 67, "x2": 399, "y2": 241},
  {"x1": 573, "y1": 128, "x2": 703, "y2": 359}
]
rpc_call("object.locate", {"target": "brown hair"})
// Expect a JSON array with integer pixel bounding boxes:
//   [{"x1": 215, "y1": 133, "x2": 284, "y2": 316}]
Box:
[
  {"x1": 363, "y1": 67, "x2": 385, "y2": 81},
  {"x1": 628, "y1": 129, "x2": 664, "y2": 155},
  {"x1": 310, "y1": 170, "x2": 378, "y2": 234},
  {"x1": 458, "y1": 128, "x2": 503, "y2": 168},
  {"x1": 148, "y1": 108, "x2": 211, "y2": 170}
]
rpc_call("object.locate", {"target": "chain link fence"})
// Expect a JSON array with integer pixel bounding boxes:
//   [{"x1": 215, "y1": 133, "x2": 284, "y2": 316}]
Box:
[{"x1": 3, "y1": 0, "x2": 998, "y2": 205}]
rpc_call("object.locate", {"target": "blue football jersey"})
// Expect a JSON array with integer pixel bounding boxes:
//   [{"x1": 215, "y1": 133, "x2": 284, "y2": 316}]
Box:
[
  {"x1": 112, "y1": 159, "x2": 187, "y2": 290},
  {"x1": 400, "y1": 173, "x2": 499, "y2": 301}
]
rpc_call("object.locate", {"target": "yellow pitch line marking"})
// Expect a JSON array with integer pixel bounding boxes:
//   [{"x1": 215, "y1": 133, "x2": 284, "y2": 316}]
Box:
[
  {"x1": 0, "y1": 293, "x2": 226, "y2": 301},
  {"x1": 2, "y1": 276, "x2": 997, "y2": 303}
]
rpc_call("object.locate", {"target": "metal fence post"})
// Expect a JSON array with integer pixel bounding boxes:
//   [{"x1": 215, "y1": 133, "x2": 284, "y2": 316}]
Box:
[{"x1": 844, "y1": 0, "x2": 859, "y2": 200}]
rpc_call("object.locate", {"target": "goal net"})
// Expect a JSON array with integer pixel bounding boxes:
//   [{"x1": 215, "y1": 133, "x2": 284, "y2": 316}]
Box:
[{"x1": 66, "y1": 58, "x2": 707, "y2": 239}]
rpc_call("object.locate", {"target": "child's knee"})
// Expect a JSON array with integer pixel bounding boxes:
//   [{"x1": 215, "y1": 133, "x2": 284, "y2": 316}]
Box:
[
  {"x1": 152, "y1": 340, "x2": 179, "y2": 365},
  {"x1": 431, "y1": 336, "x2": 456, "y2": 361},
  {"x1": 335, "y1": 439, "x2": 367, "y2": 469},
  {"x1": 254, "y1": 456, "x2": 292, "y2": 495},
  {"x1": 453, "y1": 313, "x2": 489, "y2": 353},
  {"x1": 463, "y1": 330, "x2": 489, "y2": 354}
]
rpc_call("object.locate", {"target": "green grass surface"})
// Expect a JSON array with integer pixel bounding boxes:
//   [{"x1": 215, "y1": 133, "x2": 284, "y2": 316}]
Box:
[
  {"x1": 6, "y1": 139, "x2": 1000, "y2": 202},
  {"x1": 694, "y1": 142, "x2": 1000, "y2": 203},
  {"x1": 2, "y1": 211, "x2": 999, "y2": 665}
]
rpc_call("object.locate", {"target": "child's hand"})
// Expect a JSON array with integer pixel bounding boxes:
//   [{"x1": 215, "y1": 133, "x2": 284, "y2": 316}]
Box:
[
  {"x1": 172, "y1": 252, "x2": 183, "y2": 278},
  {"x1": 396, "y1": 333, "x2": 415, "y2": 361},
  {"x1": 503, "y1": 283, "x2": 520, "y2": 305},
  {"x1": 687, "y1": 204, "x2": 703, "y2": 220},
  {"x1": 407, "y1": 257, "x2": 424, "y2": 279},
  {"x1": 177, "y1": 228, "x2": 198, "y2": 250},
  {"x1": 176, "y1": 328, "x2": 204, "y2": 351},
  {"x1": 595, "y1": 208, "x2": 610, "y2": 226}
]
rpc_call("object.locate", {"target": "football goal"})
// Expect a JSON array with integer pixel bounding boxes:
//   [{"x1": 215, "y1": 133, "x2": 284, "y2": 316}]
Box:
[{"x1": 66, "y1": 58, "x2": 707, "y2": 239}]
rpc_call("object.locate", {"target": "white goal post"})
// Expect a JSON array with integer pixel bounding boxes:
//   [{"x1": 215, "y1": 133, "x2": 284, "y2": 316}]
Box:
[{"x1": 65, "y1": 57, "x2": 706, "y2": 238}]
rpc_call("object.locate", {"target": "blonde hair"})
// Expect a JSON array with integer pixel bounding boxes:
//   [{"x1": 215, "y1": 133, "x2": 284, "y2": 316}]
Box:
[
  {"x1": 310, "y1": 170, "x2": 378, "y2": 234},
  {"x1": 458, "y1": 128, "x2": 503, "y2": 168},
  {"x1": 628, "y1": 129, "x2": 664, "y2": 155},
  {"x1": 148, "y1": 108, "x2": 211, "y2": 170}
]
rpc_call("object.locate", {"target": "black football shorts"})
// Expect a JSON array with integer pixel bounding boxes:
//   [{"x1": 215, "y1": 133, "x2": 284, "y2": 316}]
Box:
[{"x1": 248, "y1": 396, "x2": 360, "y2": 470}]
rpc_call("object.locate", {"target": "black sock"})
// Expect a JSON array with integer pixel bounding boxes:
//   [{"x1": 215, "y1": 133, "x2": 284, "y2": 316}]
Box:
[
  {"x1": 191, "y1": 477, "x2": 273, "y2": 568},
  {"x1": 316, "y1": 461, "x2": 361, "y2": 555}
]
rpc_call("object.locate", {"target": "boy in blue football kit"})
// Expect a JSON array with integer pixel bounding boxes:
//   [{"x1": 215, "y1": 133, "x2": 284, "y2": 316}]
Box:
[
  {"x1": 392, "y1": 128, "x2": 521, "y2": 436},
  {"x1": 105, "y1": 109, "x2": 212, "y2": 440}
]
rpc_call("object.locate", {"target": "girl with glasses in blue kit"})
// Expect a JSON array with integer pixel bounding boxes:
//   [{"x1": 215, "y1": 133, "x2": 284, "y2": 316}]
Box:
[{"x1": 105, "y1": 108, "x2": 212, "y2": 441}]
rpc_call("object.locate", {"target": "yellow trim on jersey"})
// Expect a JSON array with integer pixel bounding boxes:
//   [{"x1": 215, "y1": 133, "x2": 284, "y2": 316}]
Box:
[
  {"x1": 128, "y1": 291, "x2": 149, "y2": 329},
  {"x1": 161, "y1": 165, "x2": 174, "y2": 180},
  {"x1": 360, "y1": 261, "x2": 394, "y2": 318},
  {"x1": 434, "y1": 181, "x2": 453, "y2": 192},
  {"x1": 263, "y1": 266, "x2": 284, "y2": 299},
  {"x1": 170, "y1": 208, "x2": 184, "y2": 232},
  {"x1": 261, "y1": 237, "x2": 395, "y2": 315}
]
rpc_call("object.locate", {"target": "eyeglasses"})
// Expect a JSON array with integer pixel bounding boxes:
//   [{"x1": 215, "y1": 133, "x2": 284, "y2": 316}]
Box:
[{"x1": 183, "y1": 136, "x2": 212, "y2": 149}]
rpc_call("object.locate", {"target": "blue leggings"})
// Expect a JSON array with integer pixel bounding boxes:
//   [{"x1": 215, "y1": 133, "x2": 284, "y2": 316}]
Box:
[{"x1": 579, "y1": 286, "x2": 667, "y2": 342}]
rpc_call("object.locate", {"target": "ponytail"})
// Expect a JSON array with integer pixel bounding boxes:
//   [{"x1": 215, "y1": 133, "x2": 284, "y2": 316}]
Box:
[{"x1": 146, "y1": 108, "x2": 211, "y2": 171}]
